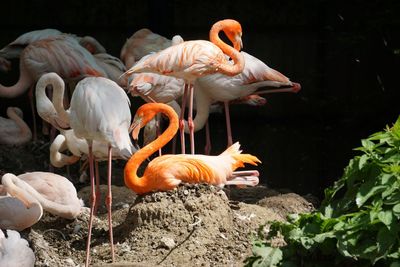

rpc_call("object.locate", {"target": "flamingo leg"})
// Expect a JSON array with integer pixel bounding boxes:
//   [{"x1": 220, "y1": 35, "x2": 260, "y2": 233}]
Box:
[
  {"x1": 93, "y1": 160, "x2": 101, "y2": 215},
  {"x1": 106, "y1": 144, "x2": 115, "y2": 262},
  {"x1": 204, "y1": 120, "x2": 211, "y2": 155},
  {"x1": 226, "y1": 176, "x2": 259, "y2": 186},
  {"x1": 224, "y1": 101, "x2": 233, "y2": 147},
  {"x1": 85, "y1": 140, "x2": 95, "y2": 267},
  {"x1": 188, "y1": 83, "x2": 195, "y2": 154},
  {"x1": 28, "y1": 85, "x2": 37, "y2": 142},
  {"x1": 231, "y1": 170, "x2": 260, "y2": 177},
  {"x1": 179, "y1": 84, "x2": 189, "y2": 154}
]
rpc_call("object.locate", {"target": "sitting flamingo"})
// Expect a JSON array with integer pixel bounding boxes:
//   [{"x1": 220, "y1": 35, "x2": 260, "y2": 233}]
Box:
[
  {"x1": 0, "y1": 107, "x2": 32, "y2": 146},
  {"x1": 124, "y1": 103, "x2": 261, "y2": 195}
]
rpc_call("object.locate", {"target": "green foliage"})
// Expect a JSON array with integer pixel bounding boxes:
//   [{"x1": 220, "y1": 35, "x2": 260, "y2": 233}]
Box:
[{"x1": 245, "y1": 116, "x2": 400, "y2": 267}]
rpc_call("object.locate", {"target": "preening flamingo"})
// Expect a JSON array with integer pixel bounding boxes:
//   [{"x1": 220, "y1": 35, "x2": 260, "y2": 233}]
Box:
[
  {"x1": 0, "y1": 229, "x2": 35, "y2": 267},
  {"x1": 0, "y1": 172, "x2": 82, "y2": 230},
  {"x1": 124, "y1": 103, "x2": 260, "y2": 195},
  {"x1": 120, "y1": 28, "x2": 183, "y2": 69},
  {"x1": 36, "y1": 72, "x2": 133, "y2": 265},
  {"x1": 124, "y1": 19, "x2": 245, "y2": 154},
  {"x1": 0, "y1": 107, "x2": 32, "y2": 146}
]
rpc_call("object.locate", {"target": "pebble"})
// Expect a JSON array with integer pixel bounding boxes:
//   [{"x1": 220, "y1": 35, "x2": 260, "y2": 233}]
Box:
[{"x1": 159, "y1": 237, "x2": 176, "y2": 249}]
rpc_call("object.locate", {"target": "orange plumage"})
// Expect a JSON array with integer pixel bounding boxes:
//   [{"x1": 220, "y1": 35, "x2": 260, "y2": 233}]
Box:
[{"x1": 124, "y1": 103, "x2": 261, "y2": 195}]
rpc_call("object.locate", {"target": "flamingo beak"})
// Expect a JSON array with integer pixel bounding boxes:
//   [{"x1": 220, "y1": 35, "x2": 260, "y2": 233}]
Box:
[
  {"x1": 234, "y1": 33, "x2": 243, "y2": 51},
  {"x1": 130, "y1": 116, "x2": 142, "y2": 140}
]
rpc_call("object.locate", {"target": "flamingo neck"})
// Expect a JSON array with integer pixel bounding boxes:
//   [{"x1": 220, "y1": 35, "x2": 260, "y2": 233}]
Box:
[
  {"x1": 209, "y1": 22, "x2": 244, "y2": 76},
  {"x1": 6, "y1": 109, "x2": 32, "y2": 144},
  {"x1": 2, "y1": 173, "x2": 80, "y2": 219},
  {"x1": 35, "y1": 73, "x2": 70, "y2": 129},
  {"x1": 0, "y1": 61, "x2": 33, "y2": 98},
  {"x1": 1, "y1": 174, "x2": 43, "y2": 223},
  {"x1": 124, "y1": 105, "x2": 179, "y2": 194}
]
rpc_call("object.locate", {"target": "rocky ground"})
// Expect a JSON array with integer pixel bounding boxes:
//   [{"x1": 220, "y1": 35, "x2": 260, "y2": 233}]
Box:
[{"x1": 0, "y1": 141, "x2": 317, "y2": 267}]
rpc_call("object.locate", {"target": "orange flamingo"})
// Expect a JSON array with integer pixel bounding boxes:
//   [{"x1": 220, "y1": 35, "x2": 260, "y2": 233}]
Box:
[
  {"x1": 124, "y1": 19, "x2": 245, "y2": 155},
  {"x1": 124, "y1": 103, "x2": 260, "y2": 195}
]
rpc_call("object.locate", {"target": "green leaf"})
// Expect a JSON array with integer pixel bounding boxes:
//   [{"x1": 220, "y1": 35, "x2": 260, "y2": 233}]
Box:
[
  {"x1": 361, "y1": 139, "x2": 375, "y2": 151},
  {"x1": 358, "y1": 154, "x2": 369, "y2": 169},
  {"x1": 251, "y1": 246, "x2": 283, "y2": 267},
  {"x1": 393, "y1": 204, "x2": 400, "y2": 218},
  {"x1": 356, "y1": 182, "x2": 386, "y2": 207},
  {"x1": 377, "y1": 210, "x2": 393, "y2": 226}
]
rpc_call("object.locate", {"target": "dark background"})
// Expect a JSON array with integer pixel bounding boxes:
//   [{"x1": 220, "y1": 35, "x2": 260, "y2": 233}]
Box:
[{"x1": 0, "y1": 0, "x2": 399, "y2": 198}]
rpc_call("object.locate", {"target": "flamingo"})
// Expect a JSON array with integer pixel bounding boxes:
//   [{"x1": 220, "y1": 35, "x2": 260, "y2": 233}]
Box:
[
  {"x1": 124, "y1": 19, "x2": 245, "y2": 154},
  {"x1": 0, "y1": 35, "x2": 107, "y2": 141},
  {"x1": 120, "y1": 28, "x2": 183, "y2": 69},
  {"x1": 36, "y1": 72, "x2": 133, "y2": 265},
  {"x1": 0, "y1": 229, "x2": 35, "y2": 267},
  {"x1": 0, "y1": 28, "x2": 106, "y2": 68},
  {"x1": 187, "y1": 51, "x2": 301, "y2": 152},
  {"x1": 124, "y1": 103, "x2": 260, "y2": 195},
  {"x1": 0, "y1": 172, "x2": 82, "y2": 231},
  {"x1": 0, "y1": 107, "x2": 32, "y2": 146}
]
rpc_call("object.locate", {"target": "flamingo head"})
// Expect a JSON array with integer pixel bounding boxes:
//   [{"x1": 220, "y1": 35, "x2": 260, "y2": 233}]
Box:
[
  {"x1": 130, "y1": 103, "x2": 159, "y2": 140},
  {"x1": 221, "y1": 19, "x2": 243, "y2": 51}
]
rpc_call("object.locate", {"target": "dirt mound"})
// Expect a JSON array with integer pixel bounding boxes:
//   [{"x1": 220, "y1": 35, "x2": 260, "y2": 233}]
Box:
[{"x1": 24, "y1": 184, "x2": 314, "y2": 266}]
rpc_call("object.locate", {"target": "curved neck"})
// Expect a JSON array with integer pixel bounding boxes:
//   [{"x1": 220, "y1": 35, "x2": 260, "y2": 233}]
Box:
[
  {"x1": 1, "y1": 173, "x2": 43, "y2": 223},
  {"x1": 209, "y1": 23, "x2": 244, "y2": 76},
  {"x1": 2, "y1": 173, "x2": 80, "y2": 219},
  {"x1": 35, "y1": 73, "x2": 70, "y2": 129},
  {"x1": 6, "y1": 109, "x2": 32, "y2": 144},
  {"x1": 0, "y1": 61, "x2": 33, "y2": 98},
  {"x1": 124, "y1": 105, "x2": 179, "y2": 193}
]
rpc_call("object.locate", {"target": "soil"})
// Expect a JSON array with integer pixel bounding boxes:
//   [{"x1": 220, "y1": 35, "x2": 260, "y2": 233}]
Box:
[{"x1": 0, "y1": 139, "x2": 317, "y2": 267}]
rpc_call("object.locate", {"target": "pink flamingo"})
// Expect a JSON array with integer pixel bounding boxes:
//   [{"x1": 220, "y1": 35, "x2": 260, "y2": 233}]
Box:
[
  {"x1": 0, "y1": 35, "x2": 107, "y2": 140},
  {"x1": 190, "y1": 51, "x2": 301, "y2": 153},
  {"x1": 36, "y1": 72, "x2": 133, "y2": 266},
  {"x1": 0, "y1": 107, "x2": 32, "y2": 146},
  {"x1": 124, "y1": 19, "x2": 245, "y2": 155},
  {"x1": 0, "y1": 172, "x2": 82, "y2": 231}
]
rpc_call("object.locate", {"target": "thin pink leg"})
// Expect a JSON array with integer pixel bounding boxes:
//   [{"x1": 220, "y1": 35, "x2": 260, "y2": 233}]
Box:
[
  {"x1": 85, "y1": 141, "x2": 95, "y2": 267},
  {"x1": 224, "y1": 101, "x2": 233, "y2": 147},
  {"x1": 28, "y1": 85, "x2": 37, "y2": 141},
  {"x1": 106, "y1": 145, "x2": 115, "y2": 262},
  {"x1": 188, "y1": 84, "x2": 195, "y2": 154},
  {"x1": 93, "y1": 160, "x2": 101, "y2": 215},
  {"x1": 179, "y1": 84, "x2": 189, "y2": 154},
  {"x1": 204, "y1": 120, "x2": 211, "y2": 155}
]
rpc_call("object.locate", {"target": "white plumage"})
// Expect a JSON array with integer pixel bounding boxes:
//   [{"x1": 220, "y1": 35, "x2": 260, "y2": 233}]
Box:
[{"x1": 0, "y1": 229, "x2": 35, "y2": 267}]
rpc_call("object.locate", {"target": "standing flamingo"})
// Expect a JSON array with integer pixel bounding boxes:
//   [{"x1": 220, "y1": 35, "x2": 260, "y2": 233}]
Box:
[
  {"x1": 124, "y1": 19, "x2": 245, "y2": 154},
  {"x1": 0, "y1": 229, "x2": 35, "y2": 267},
  {"x1": 125, "y1": 103, "x2": 260, "y2": 195},
  {"x1": 0, "y1": 107, "x2": 32, "y2": 146},
  {"x1": 36, "y1": 72, "x2": 133, "y2": 265},
  {"x1": 0, "y1": 172, "x2": 82, "y2": 231},
  {"x1": 187, "y1": 51, "x2": 301, "y2": 152}
]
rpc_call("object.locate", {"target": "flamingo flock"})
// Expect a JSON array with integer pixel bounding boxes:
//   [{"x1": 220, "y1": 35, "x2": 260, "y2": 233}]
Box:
[{"x1": 0, "y1": 19, "x2": 301, "y2": 266}]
